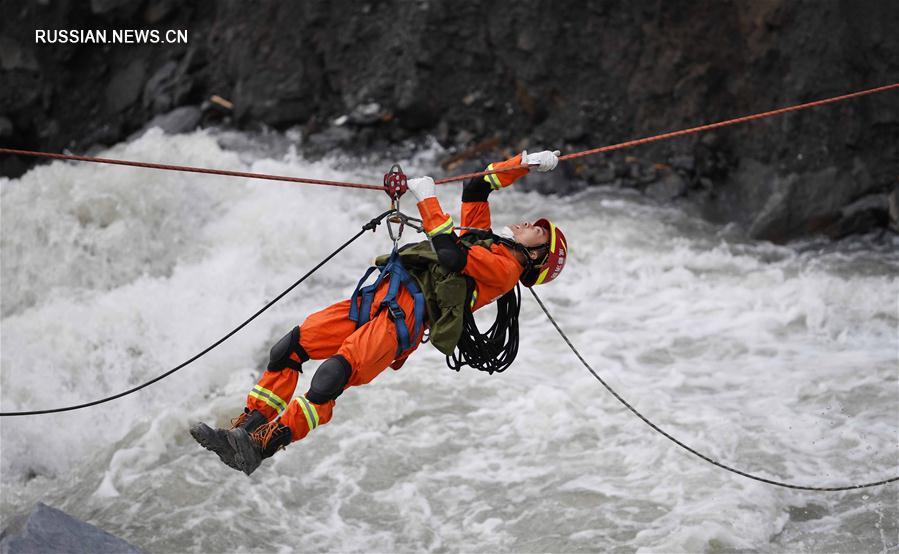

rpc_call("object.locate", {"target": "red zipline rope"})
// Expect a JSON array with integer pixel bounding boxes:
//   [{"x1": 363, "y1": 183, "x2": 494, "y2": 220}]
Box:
[
  {"x1": 1, "y1": 83, "x2": 896, "y2": 188},
  {"x1": 435, "y1": 82, "x2": 899, "y2": 184},
  {"x1": 0, "y1": 148, "x2": 384, "y2": 191}
]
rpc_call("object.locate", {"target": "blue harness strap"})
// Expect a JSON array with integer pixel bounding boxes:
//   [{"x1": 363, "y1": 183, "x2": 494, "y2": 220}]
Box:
[{"x1": 349, "y1": 249, "x2": 426, "y2": 357}]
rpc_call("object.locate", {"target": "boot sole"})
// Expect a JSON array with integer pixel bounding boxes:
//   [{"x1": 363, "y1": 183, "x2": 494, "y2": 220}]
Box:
[
  {"x1": 189, "y1": 422, "x2": 242, "y2": 471},
  {"x1": 227, "y1": 428, "x2": 262, "y2": 476}
]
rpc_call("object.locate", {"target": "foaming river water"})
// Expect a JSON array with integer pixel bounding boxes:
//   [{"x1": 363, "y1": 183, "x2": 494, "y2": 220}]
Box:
[{"x1": 1, "y1": 129, "x2": 897, "y2": 553}]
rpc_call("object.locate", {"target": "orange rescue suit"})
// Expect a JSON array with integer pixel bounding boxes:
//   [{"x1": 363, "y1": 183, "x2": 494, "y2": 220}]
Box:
[{"x1": 246, "y1": 154, "x2": 530, "y2": 443}]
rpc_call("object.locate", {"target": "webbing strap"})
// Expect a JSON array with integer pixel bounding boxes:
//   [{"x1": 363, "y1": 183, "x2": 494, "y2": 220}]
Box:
[
  {"x1": 348, "y1": 250, "x2": 425, "y2": 357},
  {"x1": 349, "y1": 265, "x2": 383, "y2": 324}
]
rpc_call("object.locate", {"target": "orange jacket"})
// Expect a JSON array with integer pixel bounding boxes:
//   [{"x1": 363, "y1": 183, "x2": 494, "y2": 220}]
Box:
[{"x1": 415, "y1": 153, "x2": 530, "y2": 311}]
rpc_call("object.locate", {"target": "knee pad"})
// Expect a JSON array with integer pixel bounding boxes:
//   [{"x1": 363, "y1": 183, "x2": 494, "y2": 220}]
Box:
[
  {"x1": 306, "y1": 355, "x2": 352, "y2": 404},
  {"x1": 267, "y1": 326, "x2": 309, "y2": 372}
]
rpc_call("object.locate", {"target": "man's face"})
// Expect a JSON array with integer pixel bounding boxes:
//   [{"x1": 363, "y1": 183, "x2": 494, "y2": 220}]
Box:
[{"x1": 509, "y1": 221, "x2": 549, "y2": 248}]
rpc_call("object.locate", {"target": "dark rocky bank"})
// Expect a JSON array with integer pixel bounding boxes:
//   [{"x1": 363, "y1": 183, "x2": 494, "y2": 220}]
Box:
[{"x1": 1, "y1": 0, "x2": 897, "y2": 242}]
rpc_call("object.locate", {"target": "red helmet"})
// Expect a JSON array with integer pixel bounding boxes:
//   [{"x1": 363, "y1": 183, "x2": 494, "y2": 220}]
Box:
[{"x1": 521, "y1": 218, "x2": 568, "y2": 287}]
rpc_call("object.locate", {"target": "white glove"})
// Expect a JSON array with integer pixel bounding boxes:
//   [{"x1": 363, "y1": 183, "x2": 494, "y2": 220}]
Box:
[
  {"x1": 407, "y1": 176, "x2": 436, "y2": 203},
  {"x1": 522, "y1": 149, "x2": 561, "y2": 172}
]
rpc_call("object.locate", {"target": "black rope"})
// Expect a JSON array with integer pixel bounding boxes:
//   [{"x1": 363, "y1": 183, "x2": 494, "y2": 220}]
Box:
[
  {"x1": 528, "y1": 287, "x2": 899, "y2": 492},
  {"x1": 446, "y1": 283, "x2": 521, "y2": 374},
  {"x1": 0, "y1": 211, "x2": 393, "y2": 417}
]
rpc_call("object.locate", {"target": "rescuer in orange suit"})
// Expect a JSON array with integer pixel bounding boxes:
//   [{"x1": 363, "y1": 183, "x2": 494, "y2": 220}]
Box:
[{"x1": 190, "y1": 149, "x2": 569, "y2": 475}]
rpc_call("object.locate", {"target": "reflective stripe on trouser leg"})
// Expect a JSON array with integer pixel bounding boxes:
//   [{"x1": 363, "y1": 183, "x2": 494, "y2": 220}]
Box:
[
  {"x1": 278, "y1": 397, "x2": 335, "y2": 441},
  {"x1": 248, "y1": 385, "x2": 288, "y2": 414},
  {"x1": 246, "y1": 368, "x2": 298, "y2": 419},
  {"x1": 295, "y1": 396, "x2": 320, "y2": 430}
]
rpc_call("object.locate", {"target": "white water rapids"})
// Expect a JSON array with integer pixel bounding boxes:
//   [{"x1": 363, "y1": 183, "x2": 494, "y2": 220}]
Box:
[{"x1": 1, "y1": 129, "x2": 897, "y2": 553}]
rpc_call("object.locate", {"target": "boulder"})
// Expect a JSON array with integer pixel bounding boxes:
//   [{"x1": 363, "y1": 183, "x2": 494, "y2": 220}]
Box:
[
  {"x1": 515, "y1": 164, "x2": 586, "y2": 196},
  {"x1": 645, "y1": 171, "x2": 687, "y2": 202},
  {"x1": 305, "y1": 125, "x2": 356, "y2": 156},
  {"x1": 132, "y1": 105, "x2": 201, "y2": 138},
  {"x1": 346, "y1": 102, "x2": 386, "y2": 126},
  {"x1": 823, "y1": 193, "x2": 890, "y2": 239},
  {"x1": 90, "y1": 0, "x2": 141, "y2": 17},
  {"x1": 746, "y1": 162, "x2": 872, "y2": 241},
  {"x1": 890, "y1": 185, "x2": 899, "y2": 232},
  {"x1": 0, "y1": 37, "x2": 38, "y2": 72},
  {"x1": 0, "y1": 116, "x2": 13, "y2": 138},
  {"x1": 105, "y1": 59, "x2": 147, "y2": 113},
  {"x1": 0, "y1": 502, "x2": 142, "y2": 554},
  {"x1": 142, "y1": 60, "x2": 194, "y2": 115}
]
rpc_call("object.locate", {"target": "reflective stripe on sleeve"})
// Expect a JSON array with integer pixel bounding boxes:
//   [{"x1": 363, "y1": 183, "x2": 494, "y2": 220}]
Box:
[
  {"x1": 428, "y1": 215, "x2": 455, "y2": 237},
  {"x1": 249, "y1": 385, "x2": 288, "y2": 413},
  {"x1": 470, "y1": 288, "x2": 479, "y2": 309},
  {"x1": 483, "y1": 163, "x2": 502, "y2": 190},
  {"x1": 295, "y1": 396, "x2": 320, "y2": 430}
]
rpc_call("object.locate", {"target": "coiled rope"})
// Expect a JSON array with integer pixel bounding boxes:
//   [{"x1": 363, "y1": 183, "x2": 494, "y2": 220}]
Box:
[
  {"x1": 0, "y1": 211, "x2": 393, "y2": 417},
  {"x1": 528, "y1": 287, "x2": 899, "y2": 492},
  {"x1": 447, "y1": 284, "x2": 521, "y2": 375},
  {"x1": 2, "y1": 83, "x2": 896, "y2": 189}
]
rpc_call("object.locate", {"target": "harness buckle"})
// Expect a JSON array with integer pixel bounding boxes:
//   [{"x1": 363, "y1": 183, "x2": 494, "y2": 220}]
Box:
[{"x1": 386, "y1": 304, "x2": 406, "y2": 321}]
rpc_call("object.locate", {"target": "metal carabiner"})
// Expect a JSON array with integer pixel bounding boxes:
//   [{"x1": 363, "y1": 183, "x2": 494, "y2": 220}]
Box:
[{"x1": 386, "y1": 209, "x2": 405, "y2": 244}]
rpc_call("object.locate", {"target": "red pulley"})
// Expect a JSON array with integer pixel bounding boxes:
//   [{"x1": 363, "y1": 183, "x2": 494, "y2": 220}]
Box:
[{"x1": 384, "y1": 164, "x2": 407, "y2": 201}]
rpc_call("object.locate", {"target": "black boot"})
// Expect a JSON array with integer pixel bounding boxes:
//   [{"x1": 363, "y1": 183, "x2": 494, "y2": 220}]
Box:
[
  {"x1": 190, "y1": 409, "x2": 268, "y2": 471},
  {"x1": 229, "y1": 419, "x2": 292, "y2": 476}
]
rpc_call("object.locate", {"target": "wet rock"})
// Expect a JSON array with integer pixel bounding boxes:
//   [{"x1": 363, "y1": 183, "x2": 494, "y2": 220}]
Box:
[
  {"x1": 0, "y1": 502, "x2": 142, "y2": 553},
  {"x1": 823, "y1": 193, "x2": 890, "y2": 239},
  {"x1": 744, "y1": 162, "x2": 872, "y2": 242},
  {"x1": 0, "y1": 116, "x2": 12, "y2": 138},
  {"x1": 578, "y1": 163, "x2": 616, "y2": 185},
  {"x1": 143, "y1": 61, "x2": 176, "y2": 108},
  {"x1": 624, "y1": 158, "x2": 659, "y2": 185},
  {"x1": 454, "y1": 129, "x2": 475, "y2": 145},
  {"x1": 669, "y1": 154, "x2": 695, "y2": 173},
  {"x1": 396, "y1": 90, "x2": 438, "y2": 132},
  {"x1": 346, "y1": 102, "x2": 386, "y2": 126},
  {"x1": 701, "y1": 155, "x2": 884, "y2": 242},
  {"x1": 0, "y1": 36, "x2": 38, "y2": 72},
  {"x1": 80, "y1": 121, "x2": 125, "y2": 148},
  {"x1": 306, "y1": 125, "x2": 356, "y2": 155},
  {"x1": 0, "y1": 154, "x2": 27, "y2": 178},
  {"x1": 516, "y1": 164, "x2": 586, "y2": 196},
  {"x1": 132, "y1": 105, "x2": 201, "y2": 138},
  {"x1": 90, "y1": 0, "x2": 141, "y2": 17},
  {"x1": 645, "y1": 170, "x2": 687, "y2": 201},
  {"x1": 143, "y1": 0, "x2": 177, "y2": 23},
  {"x1": 142, "y1": 60, "x2": 193, "y2": 114},
  {"x1": 461, "y1": 92, "x2": 481, "y2": 106},
  {"x1": 233, "y1": 74, "x2": 312, "y2": 129},
  {"x1": 105, "y1": 59, "x2": 147, "y2": 113},
  {"x1": 890, "y1": 185, "x2": 899, "y2": 232},
  {"x1": 703, "y1": 158, "x2": 775, "y2": 227},
  {"x1": 593, "y1": 166, "x2": 616, "y2": 184}
]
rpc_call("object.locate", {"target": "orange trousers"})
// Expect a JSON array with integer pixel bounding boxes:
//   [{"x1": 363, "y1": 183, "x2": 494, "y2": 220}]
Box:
[{"x1": 245, "y1": 282, "x2": 423, "y2": 442}]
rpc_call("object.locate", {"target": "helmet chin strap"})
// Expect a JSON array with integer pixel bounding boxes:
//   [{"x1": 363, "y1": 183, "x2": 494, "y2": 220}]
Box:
[
  {"x1": 493, "y1": 234, "x2": 548, "y2": 272},
  {"x1": 522, "y1": 245, "x2": 550, "y2": 271}
]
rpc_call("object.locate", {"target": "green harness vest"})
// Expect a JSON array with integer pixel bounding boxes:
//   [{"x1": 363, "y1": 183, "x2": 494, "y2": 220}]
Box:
[{"x1": 374, "y1": 235, "x2": 496, "y2": 356}]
